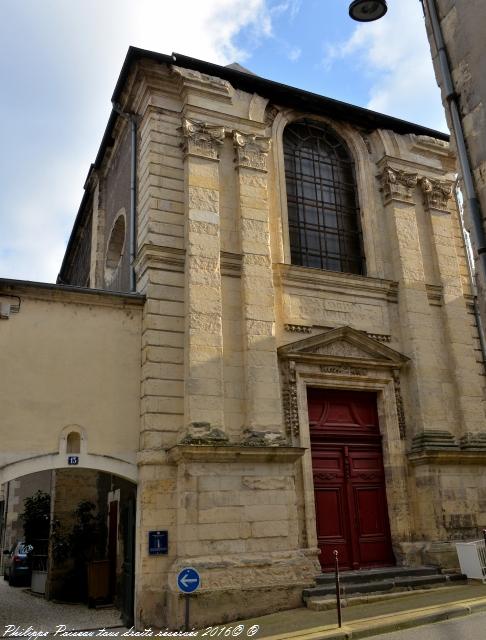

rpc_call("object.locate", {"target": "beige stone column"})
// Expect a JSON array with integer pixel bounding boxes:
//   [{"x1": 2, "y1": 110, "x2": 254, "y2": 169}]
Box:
[
  {"x1": 233, "y1": 132, "x2": 284, "y2": 442},
  {"x1": 421, "y1": 177, "x2": 485, "y2": 436},
  {"x1": 89, "y1": 174, "x2": 105, "y2": 289},
  {"x1": 181, "y1": 118, "x2": 226, "y2": 436},
  {"x1": 380, "y1": 163, "x2": 446, "y2": 434}
]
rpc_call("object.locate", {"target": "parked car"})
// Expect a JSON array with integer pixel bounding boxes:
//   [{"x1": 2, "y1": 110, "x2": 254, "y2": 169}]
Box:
[{"x1": 3, "y1": 542, "x2": 33, "y2": 586}]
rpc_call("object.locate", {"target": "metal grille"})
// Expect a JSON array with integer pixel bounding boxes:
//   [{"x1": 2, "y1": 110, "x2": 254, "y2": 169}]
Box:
[{"x1": 284, "y1": 120, "x2": 365, "y2": 274}]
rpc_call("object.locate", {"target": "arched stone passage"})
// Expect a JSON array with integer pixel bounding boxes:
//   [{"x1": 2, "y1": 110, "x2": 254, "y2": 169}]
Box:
[{"x1": 0, "y1": 452, "x2": 137, "y2": 485}]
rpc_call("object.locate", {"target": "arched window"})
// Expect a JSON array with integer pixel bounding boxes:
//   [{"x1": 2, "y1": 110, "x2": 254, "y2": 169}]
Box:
[
  {"x1": 284, "y1": 120, "x2": 364, "y2": 274},
  {"x1": 104, "y1": 211, "x2": 126, "y2": 286},
  {"x1": 66, "y1": 431, "x2": 81, "y2": 454}
]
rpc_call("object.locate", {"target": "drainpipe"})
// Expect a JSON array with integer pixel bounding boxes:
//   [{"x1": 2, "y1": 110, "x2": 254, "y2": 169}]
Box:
[
  {"x1": 113, "y1": 103, "x2": 138, "y2": 293},
  {"x1": 422, "y1": 0, "x2": 486, "y2": 283},
  {"x1": 454, "y1": 180, "x2": 486, "y2": 372}
]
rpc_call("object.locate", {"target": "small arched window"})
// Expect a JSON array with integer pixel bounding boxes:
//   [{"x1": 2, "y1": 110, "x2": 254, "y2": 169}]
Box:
[
  {"x1": 284, "y1": 120, "x2": 364, "y2": 274},
  {"x1": 66, "y1": 432, "x2": 81, "y2": 454},
  {"x1": 104, "y1": 211, "x2": 126, "y2": 286}
]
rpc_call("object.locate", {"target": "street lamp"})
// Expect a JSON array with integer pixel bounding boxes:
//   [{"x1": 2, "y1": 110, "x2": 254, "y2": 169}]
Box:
[{"x1": 349, "y1": 0, "x2": 388, "y2": 22}]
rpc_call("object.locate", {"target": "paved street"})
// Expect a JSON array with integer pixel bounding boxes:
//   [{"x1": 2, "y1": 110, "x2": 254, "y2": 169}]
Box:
[
  {"x1": 0, "y1": 579, "x2": 122, "y2": 633},
  {"x1": 365, "y1": 610, "x2": 486, "y2": 640}
]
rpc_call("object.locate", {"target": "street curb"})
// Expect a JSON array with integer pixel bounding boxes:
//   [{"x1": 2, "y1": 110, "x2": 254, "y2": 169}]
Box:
[{"x1": 258, "y1": 596, "x2": 486, "y2": 640}]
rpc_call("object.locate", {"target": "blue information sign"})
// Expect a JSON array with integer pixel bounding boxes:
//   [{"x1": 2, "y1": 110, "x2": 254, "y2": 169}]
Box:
[
  {"x1": 68, "y1": 456, "x2": 79, "y2": 465},
  {"x1": 148, "y1": 530, "x2": 168, "y2": 555},
  {"x1": 177, "y1": 567, "x2": 200, "y2": 593}
]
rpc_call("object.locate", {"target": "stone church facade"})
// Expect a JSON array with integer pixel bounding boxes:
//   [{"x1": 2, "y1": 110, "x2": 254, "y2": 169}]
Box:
[{"x1": 2, "y1": 47, "x2": 486, "y2": 628}]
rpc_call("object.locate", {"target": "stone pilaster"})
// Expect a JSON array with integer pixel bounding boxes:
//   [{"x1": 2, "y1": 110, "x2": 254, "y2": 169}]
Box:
[
  {"x1": 181, "y1": 118, "x2": 226, "y2": 434},
  {"x1": 420, "y1": 176, "x2": 485, "y2": 435},
  {"x1": 233, "y1": 132, "x2": 285, "y2": 441},
  {"x1": 89, "y1": 175, "x2": 106, "y2": 289},
  {"x1": 379, "y1": 162, "x2": 446, "y2": 434}
]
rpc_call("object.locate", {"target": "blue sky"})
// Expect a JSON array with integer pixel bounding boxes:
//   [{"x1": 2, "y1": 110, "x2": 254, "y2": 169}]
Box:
[{"x1": 0, "y1": 0, "x2": 446, "y2": 283}]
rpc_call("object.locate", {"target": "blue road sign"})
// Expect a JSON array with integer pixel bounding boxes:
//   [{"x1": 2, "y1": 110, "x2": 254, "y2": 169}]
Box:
[
  {"x1": 177, "y1": 567, "x2": 200, "y2": 594},
  {"x1": 148, "y1": 531, "x2": 168, "y2": 555}
]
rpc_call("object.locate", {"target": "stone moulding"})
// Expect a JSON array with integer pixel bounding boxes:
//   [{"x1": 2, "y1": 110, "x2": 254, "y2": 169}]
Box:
[
  {"x1": 279, "y1": 327, "x2": 409, "y2": 440},
  {"x1": 420, "y1": 176, "x2": 454, "y2": 212},
  {"x1": 170, "y1": 65, "x2": 234, "y2": 102},
  {"x1": 459, "y1": 432, "x2": 486, "y2": 451},
  {"x1": 282, "y1": 360, "x2": 299, "y2": 438},
  {"x1": 392, "y1": 370, "x2": 407, "y2": 439},
  {"x1": 276, "y1": 263, "x2": 399, "y2": 302},
  {"x1": 264, "y1": 104, "x2": 280, "y2": 127},
  {"x1": 233, "y1": 131, "x2": 271, "y2": 171},
  {"x1": 411, "y1": 430, "x2": 459, "y2": 453},
  {"x1": 425, "y1": 284, "x2": 443, "y2": 306},
  {"x1": 409, "y1": 450, "x2": 486, "y2": 466},
  {"x1": 180, "y1": 118, "x2": 225, "y2": 160},
  {"x1": 284, "y1": 323, "x2": 312, "y2": 333},
  {"x1": 0, "y1": 280, "x2": 145, "y2": 310},
  {"x1": 278, "y1": 326, "x2": 409, "y2": 369},
  {"x1": 379, "y1": 164, "x2": 418, "y2": 204},
  {"x1": 167, "y1": 445, "x2": 306, "y2": 464},
  {"x1": 411, "y1": 431, "x2": 486, "y2": 456}
]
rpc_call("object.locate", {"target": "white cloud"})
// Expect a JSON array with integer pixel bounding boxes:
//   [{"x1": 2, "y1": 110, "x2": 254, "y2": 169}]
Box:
[
  {"x1": 323, "y1": 0, "x2": 447, "y2": 132},
  {"x1": 288, "y1": 46, "x2": 302, "y2": 62},
  {"x1": 0, "y1": 0, "x2": 282, "y2": 283}
]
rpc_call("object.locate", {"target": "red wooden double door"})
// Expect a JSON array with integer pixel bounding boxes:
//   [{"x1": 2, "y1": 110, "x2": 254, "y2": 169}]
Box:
[{"x1": 308, "y1": 388, "x2": 394, "y2": 571}]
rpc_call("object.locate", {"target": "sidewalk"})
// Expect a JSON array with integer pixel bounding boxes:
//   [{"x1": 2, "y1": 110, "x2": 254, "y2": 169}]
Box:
[{"x1": 229, "y1": 583, "x2": 486, "y2": 640}]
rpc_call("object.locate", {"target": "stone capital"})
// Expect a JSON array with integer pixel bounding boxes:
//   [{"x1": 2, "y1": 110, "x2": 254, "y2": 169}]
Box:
[
  {"x1": 233, "y1": 131, "x2": 271, "y2": 172},
  {"x1": 180, "y1": 118, "x2": 225, "y2": 160},
  {"x1": 420, "y1": 177, "x2": 454, "y2": 212},
  {"x1": 379, "y1": 164, "x2": 418, "y2": 205}
]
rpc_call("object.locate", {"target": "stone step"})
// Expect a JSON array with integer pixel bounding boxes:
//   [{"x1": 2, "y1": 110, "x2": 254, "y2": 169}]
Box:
[
  {"x1": 303, "y1": 568, "x2": 467, "y2": 601},
  {"x1": 306, "y1": 582, "x2": 470, "y2": 612},
  {"x1": 315, "y1": 566, "x2": 439, "y2": 586}
]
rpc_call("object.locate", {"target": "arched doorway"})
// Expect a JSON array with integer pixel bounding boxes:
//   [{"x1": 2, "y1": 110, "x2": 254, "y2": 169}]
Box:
[{"x1": 0, "y1": 467, "x2": 136, "y2": 628}]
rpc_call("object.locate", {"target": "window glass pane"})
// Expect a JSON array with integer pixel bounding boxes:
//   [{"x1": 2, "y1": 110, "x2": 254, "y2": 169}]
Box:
[{"x1": 284, "y1": 120, "x2": 364, "y2": 275}]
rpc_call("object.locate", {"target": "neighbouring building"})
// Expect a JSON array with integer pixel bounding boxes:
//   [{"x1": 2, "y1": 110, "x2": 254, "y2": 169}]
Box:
[
  {"x1": 1, "y1": 46, "x2": 486, "y2": 629},
  {"x1": 423, "y1": 0, "x2": 486, "y2": 325}
]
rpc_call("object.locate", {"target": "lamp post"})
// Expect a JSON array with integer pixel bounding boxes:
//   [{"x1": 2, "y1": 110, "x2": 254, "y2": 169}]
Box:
[{"x1": 348, "y1": 0, "x2": 387, "y2": 22}]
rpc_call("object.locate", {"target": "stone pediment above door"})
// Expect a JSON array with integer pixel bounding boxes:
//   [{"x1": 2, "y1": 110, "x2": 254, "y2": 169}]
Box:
[{"x1": 278, "y1": 326, "x2": 409, "y2": 368}]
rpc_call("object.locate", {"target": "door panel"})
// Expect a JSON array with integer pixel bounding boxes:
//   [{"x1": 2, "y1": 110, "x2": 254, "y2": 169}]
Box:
[{"x1": 309, "y1": 388, "x2": 394, "y2": 571}]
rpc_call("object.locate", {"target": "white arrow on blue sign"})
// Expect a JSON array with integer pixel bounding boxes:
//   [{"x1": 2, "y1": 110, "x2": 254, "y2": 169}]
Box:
[{"x1": 177, "y1": 567, "x2": 201, "y2": 594}]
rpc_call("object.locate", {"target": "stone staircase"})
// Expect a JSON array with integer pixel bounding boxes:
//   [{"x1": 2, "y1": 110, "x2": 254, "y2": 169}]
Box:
[{"x1": 303, "y1": 566, "x2": 468, "y2": 610}]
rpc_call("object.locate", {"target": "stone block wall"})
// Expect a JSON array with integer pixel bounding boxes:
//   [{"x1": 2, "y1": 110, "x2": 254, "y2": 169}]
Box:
[
  {"x1": 97, "y1": 57, "x2": 486, "y2": 626},
  {"x1": 425, "y1": 0, "x2": 486, "y2": 328}
]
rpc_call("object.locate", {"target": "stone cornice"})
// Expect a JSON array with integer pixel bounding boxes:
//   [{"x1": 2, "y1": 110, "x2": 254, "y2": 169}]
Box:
[
  {"x1": 135, "y1": 245, "x2": 185, "y2": 275},
  {"x1": 377, "y1": 154, "x2": 455, "y2": 179},
  {"x1": 0, "y1": 279, "x2": 145, "y2": 310},
  {"x1": 411, "y1": 134, "x2": 453, "y2": 159},
  {"x1": 167, "y1": 444, "x2": 306, "y2": 464},
  {"x1": 409, "y1": 451, "x2": 486, "y2": 466},
  {"x1": 171, "y1": 65, "x2": 234, "y2": 103},
  {"x1": 275, "y1": 263, "x2": 399, "y2": 302}
]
